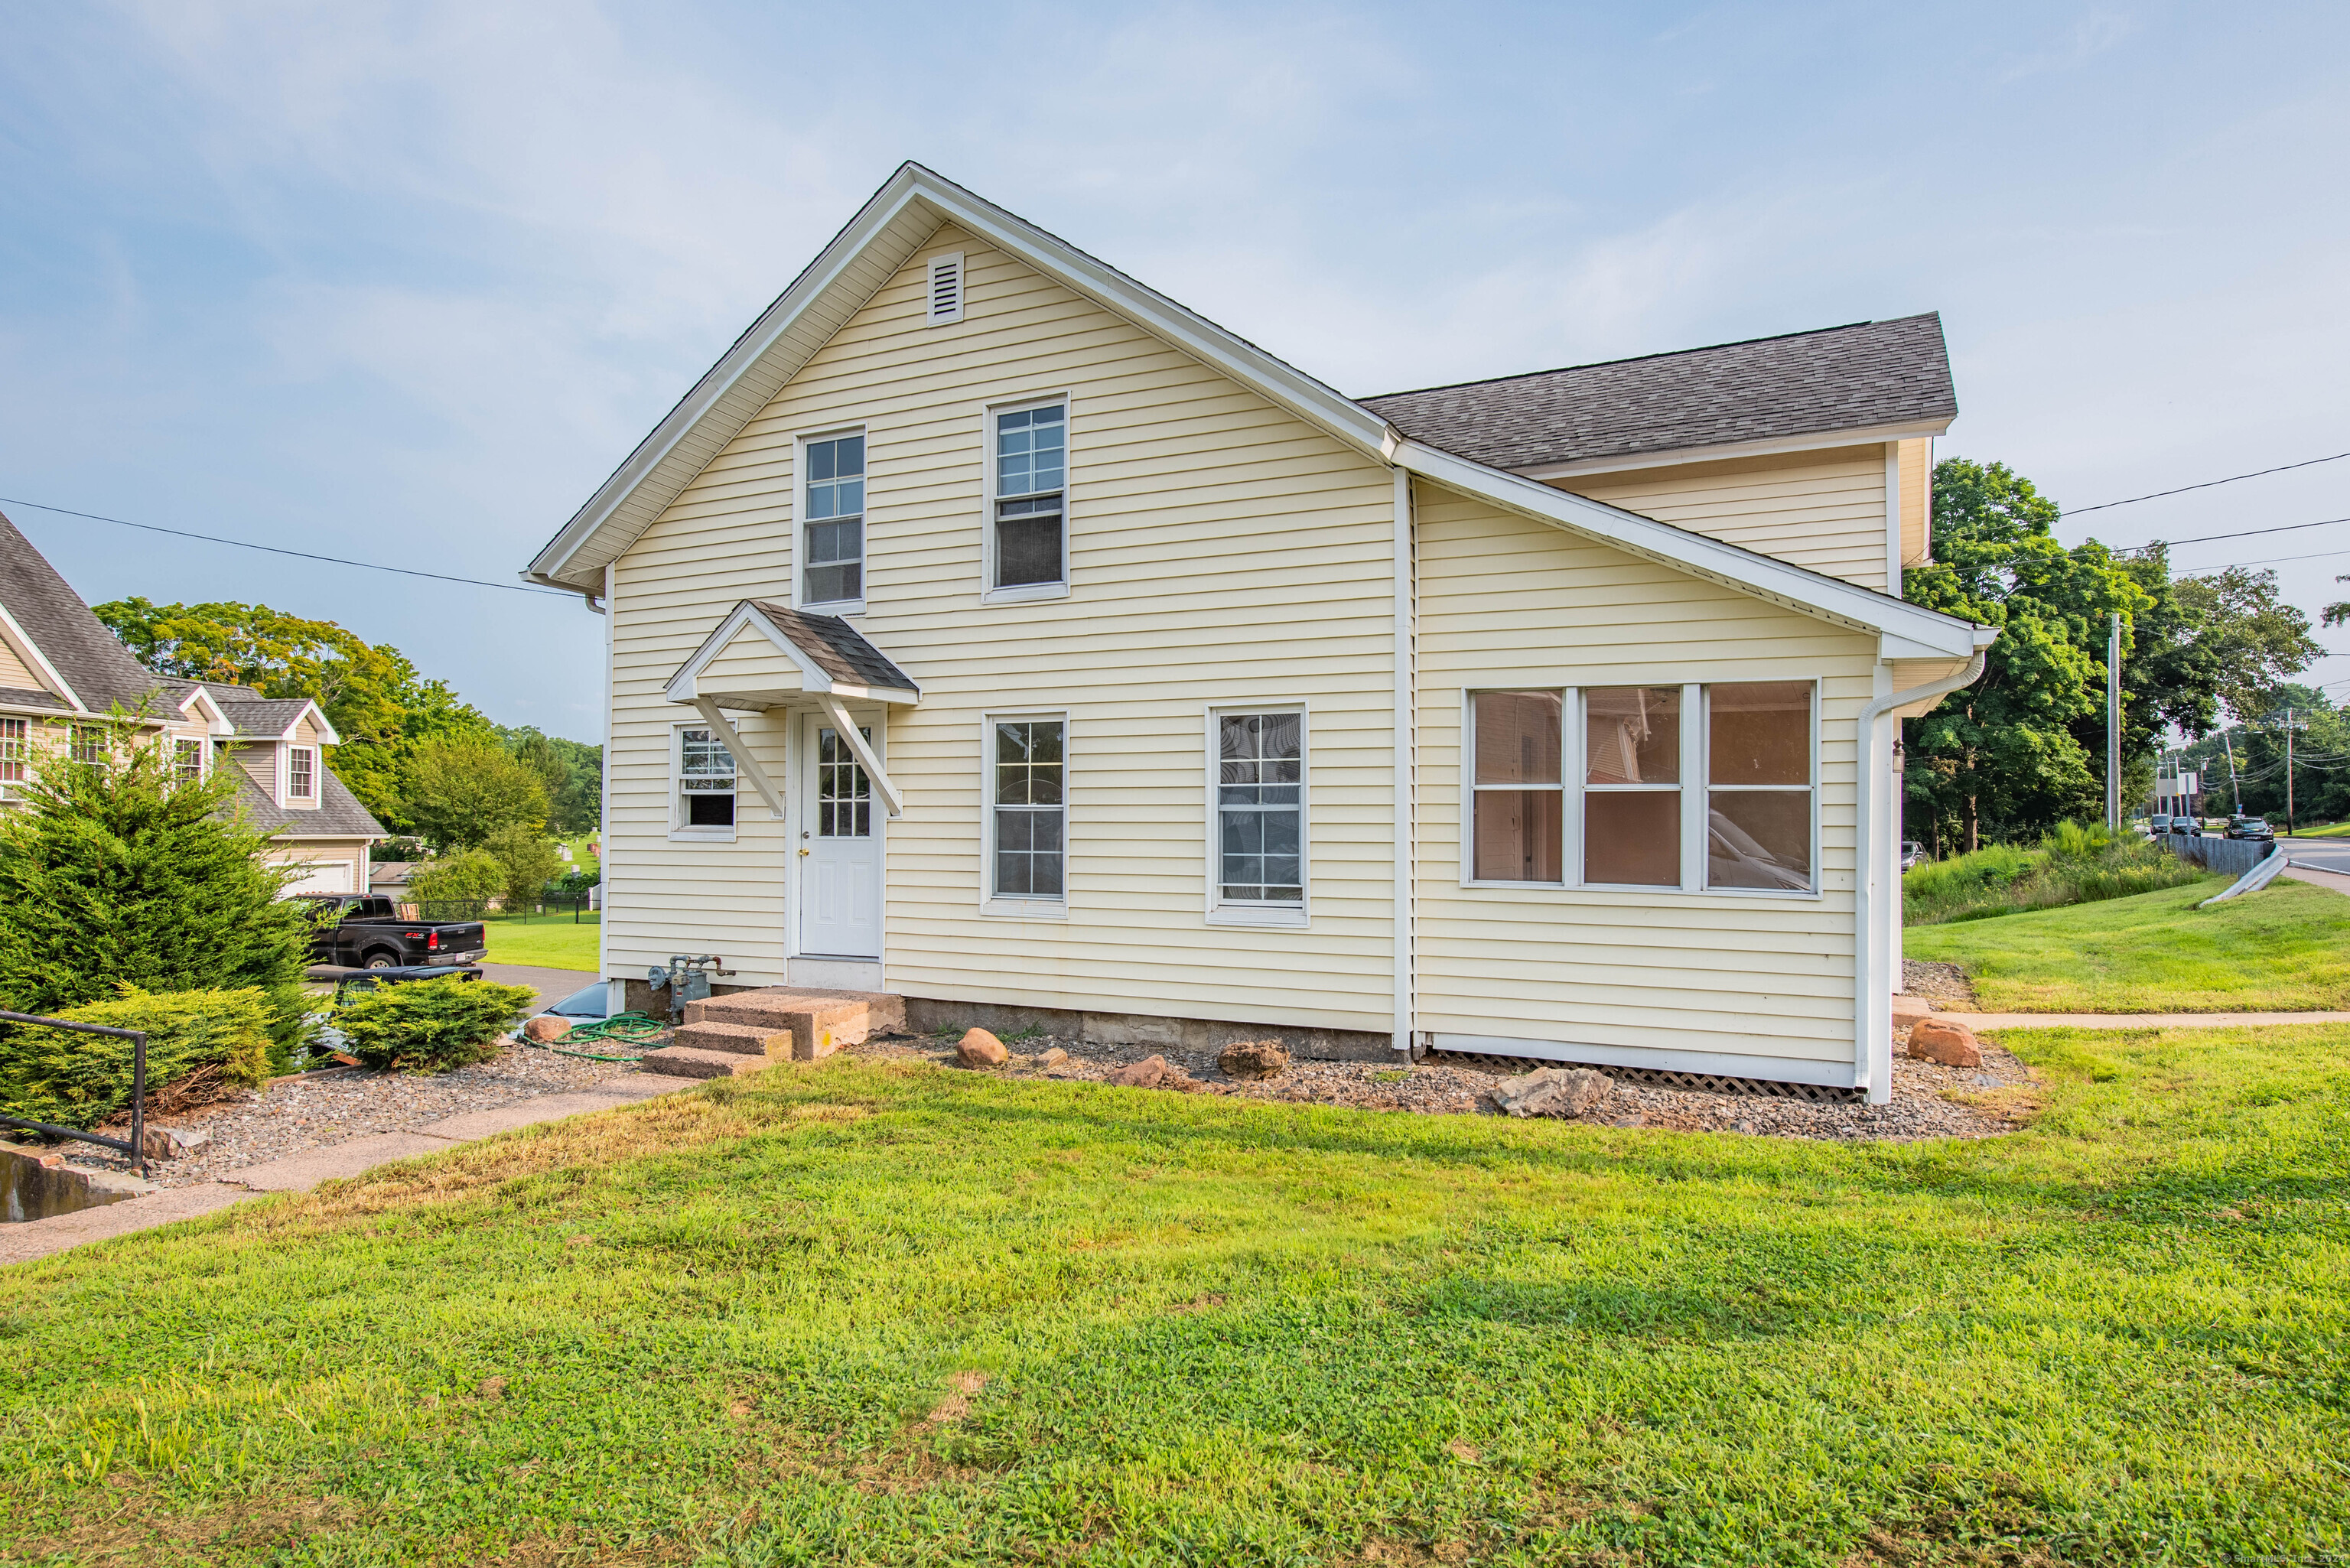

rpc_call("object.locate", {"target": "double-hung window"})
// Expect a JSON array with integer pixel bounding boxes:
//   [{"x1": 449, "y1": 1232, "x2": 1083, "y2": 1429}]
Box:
[
  {"x1": 1706, "y1": 682, "x2": 1814, "y2": 892},
  {"x1": 288, "y1": 745, "x2": 316, "y2": 801},
  {"x1": 802, "y1": 432, "x2": 865, "y2": 607},
  {"x1": 1470, "y1": 691, "x2": 1564, "y2": 883},
  {"x1": 988, "y1": 401, "x2": 1066, "y2": 594},
  {"x1": 0, "y1": 717, "x2": 25, "y2": 783},
  {"x1": 990, "y1": 718, "x2": 1064, "y2": 903},
  {"x1": 678, "y1": 727, "x2": 737, "y2": 831},
  {"x1": 69, "y1": 725, "x2": 106, "y2": 766},
  {"x1": 1583, "y1": 687, "x2": 1681, "y2": 886},
  {"x1": 174, "y1": 738, "x2": 205, "y2": 787},
  {"x1": 1215, "y1": 711, "x2": 1304, "y2": 912}
]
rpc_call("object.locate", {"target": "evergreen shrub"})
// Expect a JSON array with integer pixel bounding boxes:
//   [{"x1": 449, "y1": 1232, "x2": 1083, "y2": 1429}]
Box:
[
  {"x1": 332, "y1": 977, "x2": 535, "y2": 1073},
  {"x1": 0, "y1": 985, "x2": 275, "y2": 1130},
  {"x1": 405, "y1": 850, "x2": 503, "y2": 908}
]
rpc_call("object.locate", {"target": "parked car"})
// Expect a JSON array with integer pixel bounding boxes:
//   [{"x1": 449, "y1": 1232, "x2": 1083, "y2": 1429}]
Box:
[
  {"x1": 2224, "y1": 814, "x2": 2275, "y2": 841},
  {"x1": 1899, "y1": 841, "x2": 1925, "y2": 871},
  {"x1": 2168, "y1": 817, "x2": 2202, "y2": 838},
  {"x1": 2147, "y1": 813, "x2": 2173, "y2": 837},
  {"x1": 297, "y1": 893, "x2": 489, "y2": 970},
  {"x1": 533, "y1": 981, "x2": 614, "y2": 1029}
]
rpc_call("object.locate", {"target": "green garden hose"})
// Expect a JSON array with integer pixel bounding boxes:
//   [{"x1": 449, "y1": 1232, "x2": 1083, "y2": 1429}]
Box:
[{"x1": 520, "y1": 1010, "x2": 670, "y2": 1062}]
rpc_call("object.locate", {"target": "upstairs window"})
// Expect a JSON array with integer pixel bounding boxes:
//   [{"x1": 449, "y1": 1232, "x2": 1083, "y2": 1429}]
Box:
[
  {"x1": 679, "y1": 727, "x2": 737, "y2": 828},
  {"x1": 991, "y1": 718, "x2": 1064, "y2": 901},
  {"x1": 1583, "y1": 687, "x2": 1681, "y2": 887},
  {"x1": 288, "y1": 745, "x2": 316, "y2": 800},
  {"x1": 0, "y1": 717, "x2": 24, "y2": 783},
  {"x1": 802, "y1": 432, "x2": 865, "y2": 607},
  {"x1": 926, "y1": 252, "x2": 965, "y2": 324},
  {"x1": 69, "y1": 725, "x2": 106, "y2": 766},
  {"x1": 990, "y1": 401, "x2": 1066, "y2": 593},
  {"x1": 1216, "y1": 711, "x2": 1304, "y2": 906},
  {"x1": 174, "y1": 738, "x2": 205, "y2": 786}
]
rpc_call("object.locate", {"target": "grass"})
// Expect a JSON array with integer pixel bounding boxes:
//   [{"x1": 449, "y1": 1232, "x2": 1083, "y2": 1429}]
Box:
[
  {"x1": 1904, "y1": 820, "x2": 2205, "y2": 926},
  {"x1": 1907, "y1": 876, "x2": 2350, "y2": 1013},
  {"x1": 2, "y1": 1027, "x2": 2345, "y2": 1565},
  {"x1": 480, "y1": 909, "x2": 600, "y2": 972}
]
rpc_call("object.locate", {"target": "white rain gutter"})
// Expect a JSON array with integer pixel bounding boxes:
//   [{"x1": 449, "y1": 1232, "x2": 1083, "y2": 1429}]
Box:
[
  {"x1": 1852, "y1": 644, "x2": 1988, "y2": 1103},
  {"x1": 1390, "y1": 463, "x2": 1414, "y2": 1056}
]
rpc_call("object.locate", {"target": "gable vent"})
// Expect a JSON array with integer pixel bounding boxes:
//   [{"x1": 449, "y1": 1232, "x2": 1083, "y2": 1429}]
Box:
[{"x1": 926, "y1": 252, "x2": 964, "y2": 325}]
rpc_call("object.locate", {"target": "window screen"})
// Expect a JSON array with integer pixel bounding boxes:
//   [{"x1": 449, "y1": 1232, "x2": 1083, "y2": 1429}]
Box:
[
  {"x1": 1218, "y1": 712, "x2": 1303, "y2": 903},
  {"x1": 680, "y1": 727, "x2": 737, "y2": 828},
  {"x1": 1583, "y1": 687, "x2": 1680, "y2": 886},
  {"x1": 992, "y1": 719, "x2": 1064, "y2": 899},
  {"x1": 993, "y1": 405, "x2": 1065, "y2": 588},
  {"x1": 1707, "y1": 682, "x2": 1812, "y2": 891},
  {"x1": 803, "y1": 433, "x2": 865, "y2": 604},
  {"x1": 1471, "y1": 691, "x2": 1563, "y2": 882}
]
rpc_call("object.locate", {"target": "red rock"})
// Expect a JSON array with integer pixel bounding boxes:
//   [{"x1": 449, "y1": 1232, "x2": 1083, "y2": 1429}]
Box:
[
  {"x1": 1108, "y1": 1054, "x2": 1167, "y2": 1088},
  {"x1": 1217, "y1": 1040, "x2": 1290, "y2": 1079},
  {"x1": 523, "y1": 1015, "x2": 571, "y2": 1043},
  {"x1": 1908, "y1": 1017, "x2": 1983, "y2": 1067},
  {"x1": 956, "y1": 1028, "x2": 1008, "y2": 1068}
]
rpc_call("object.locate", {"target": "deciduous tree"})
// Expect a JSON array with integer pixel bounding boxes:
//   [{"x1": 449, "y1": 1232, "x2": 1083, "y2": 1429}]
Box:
[{"x1": 399, "y1": 737, "x2": 548, "y2": 851}]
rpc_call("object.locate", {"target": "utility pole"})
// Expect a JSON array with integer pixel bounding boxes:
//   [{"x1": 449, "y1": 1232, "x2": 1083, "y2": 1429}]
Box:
[
  {"x1": 2287, "y1": 708, "x2": 2298, "y2": 834},
  {"x1": 2222, "y1": 727, "x2": 2241, "y2": 813},
  {"x1": 2105, "y1": 613, "x2": 2122, "y2": 832}
]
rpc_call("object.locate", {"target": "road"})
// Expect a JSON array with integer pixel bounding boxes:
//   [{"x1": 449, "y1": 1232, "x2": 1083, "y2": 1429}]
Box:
[{"x1": 2277, "y1": 835, "x2": 2350, "y2": 873}]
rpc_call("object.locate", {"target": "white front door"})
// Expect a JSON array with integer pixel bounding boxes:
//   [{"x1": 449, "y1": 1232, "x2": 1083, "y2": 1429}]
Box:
[{"x1": 799, "y1": 714, "x2": 881, "y2": 958}]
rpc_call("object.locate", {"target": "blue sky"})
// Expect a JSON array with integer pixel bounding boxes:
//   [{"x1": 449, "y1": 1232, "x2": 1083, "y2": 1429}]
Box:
[{"x1": 2, "y1": 2, "x2": 2345, "y2": 741}]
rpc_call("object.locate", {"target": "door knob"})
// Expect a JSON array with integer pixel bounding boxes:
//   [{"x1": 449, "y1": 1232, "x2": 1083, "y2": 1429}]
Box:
[{"x1": 799, "y1": 847, "x2": 810, "y2": 857}]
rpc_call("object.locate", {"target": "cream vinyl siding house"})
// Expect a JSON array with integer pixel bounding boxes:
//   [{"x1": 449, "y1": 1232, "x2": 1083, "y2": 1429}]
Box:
[{"x1": 529, "y1": 164, "x2": 1989, "y2": 1101}]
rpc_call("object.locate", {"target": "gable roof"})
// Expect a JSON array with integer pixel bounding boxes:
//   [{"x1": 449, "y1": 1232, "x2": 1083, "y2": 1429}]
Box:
[
  {"x1": 0, "y1": 511, "x2": 177, "y2": 716},
  {"x1": 1359, "y1": 315, "x2": 1957, "y2": 473},
  {"x1": 666, "y1": 600, "x2": 921, "y2": 707},
  {"x1": 525, "y1": 164, "x2": 1989, "y2": 659},
  {"x1": 221, "y1": 763, "x2": 386, "y2": 839}
]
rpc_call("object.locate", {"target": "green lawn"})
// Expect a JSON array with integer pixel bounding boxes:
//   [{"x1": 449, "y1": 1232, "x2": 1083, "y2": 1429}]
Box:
[
  {"x1": 4, "y1": 1027, "x2": 2345, "y2": 1564},
  {"x1": 1907, "y1": 875, "x2": 2350, "y2": 1013},
  {"x1": 480, "y1": 909, "x2": 600, "y2": 971}
]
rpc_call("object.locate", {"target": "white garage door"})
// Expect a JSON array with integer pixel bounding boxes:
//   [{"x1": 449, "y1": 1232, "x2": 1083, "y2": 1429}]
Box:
[{"x1": 280, "y1": 861, "x2": 350, "y2": 896}]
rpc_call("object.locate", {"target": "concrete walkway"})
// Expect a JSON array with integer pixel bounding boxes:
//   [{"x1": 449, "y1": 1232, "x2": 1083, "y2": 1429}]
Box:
[
  {"x1": 1955, "y1": 1010, "x2": 2350, "y2": 1031},
  {"x1": 0, "y1": 1069, "x2": 699, "y2": 1268}
]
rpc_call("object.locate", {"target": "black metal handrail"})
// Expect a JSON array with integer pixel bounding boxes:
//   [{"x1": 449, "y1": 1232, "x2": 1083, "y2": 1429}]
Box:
[{"x1": 0, "y1": 1008, "x2": 148, "y2": 1176}]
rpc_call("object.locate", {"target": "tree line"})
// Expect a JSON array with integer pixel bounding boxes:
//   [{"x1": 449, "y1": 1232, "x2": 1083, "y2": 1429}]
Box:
[
  {"x1": 95, "y1": 599, "x2": 601, "y2": 880},
  {"x1": 1902, "y1": 458, "x2": 2327, "y2": 853}
]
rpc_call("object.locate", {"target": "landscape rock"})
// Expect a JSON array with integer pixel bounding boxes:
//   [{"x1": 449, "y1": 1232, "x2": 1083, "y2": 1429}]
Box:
[
  {"x1": 1033, "y1": 1046, "x2": 1069, "y2": 1069},
  {"x1": 1217, "y1": 1040, "x2": 1291, "y2": 1080},
  {"x1": 1490, "y1": 1065, "x2": 1613, "y2": 1120},
  {"x1": 956, "y1": 1029, "x2": 1009, "y2": 1068},
  {"x1": 1907, "y1": 1018, "x2": 1983, "y2": 1068},
  {"x1": 1108, "y1": 1054, "x2": 1169, "y2": 1088},
  {"x1": 138, "y1": 1126, "x2": 211, "y2": 1160},
  {"x1": 522, "y1": 1015, "x2": 572, "y2": 1043}
]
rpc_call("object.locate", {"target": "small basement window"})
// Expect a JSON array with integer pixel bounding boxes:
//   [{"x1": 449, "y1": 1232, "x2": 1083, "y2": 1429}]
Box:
[{"x1": 679, "y1": 727, "x2": 737, "y2": 829}]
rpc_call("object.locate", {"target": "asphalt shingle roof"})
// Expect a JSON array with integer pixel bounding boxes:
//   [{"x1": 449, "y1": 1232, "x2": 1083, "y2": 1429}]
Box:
[
  {"x1": 747, "y1": 602, "x2": 919, "y2": 695},
  {"x1": 222, "y1": 755, "x2": 386, "y2": 838},
  {"x1": 0, "y1": 511, "x2": 178, "y2": 714},
  {"x1": 209, "y1": 696, "x2": 317, "y2": 739},
  {"x1": 1358, "y1": 314, "x2": 1957, "y2": 472}
]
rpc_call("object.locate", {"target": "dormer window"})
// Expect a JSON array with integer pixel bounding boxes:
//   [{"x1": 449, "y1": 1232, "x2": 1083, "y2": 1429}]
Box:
[
  {"x1": 288, "y1": 746, "x2": 316, "y2": 801},
  {"x1": 174, "y1": 738, "x2": 205, "y2": 786}
]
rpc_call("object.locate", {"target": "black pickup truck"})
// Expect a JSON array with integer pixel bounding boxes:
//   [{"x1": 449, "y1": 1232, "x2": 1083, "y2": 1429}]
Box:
[{"x1": 298, "y1": 894, "x2": 489, "y2": 970}]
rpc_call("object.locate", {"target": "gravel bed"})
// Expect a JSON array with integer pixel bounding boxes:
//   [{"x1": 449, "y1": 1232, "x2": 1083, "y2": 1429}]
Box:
[
  {"x1": 857, "y1": 1026, "x2": 2034, "y2": 1143},
  {"x1": 1902, "y1": 958, "x2": 1979, "y2": 1010},
  {"x1": 76, "y1": 1040, "x2": 638, "y2": 1189}
]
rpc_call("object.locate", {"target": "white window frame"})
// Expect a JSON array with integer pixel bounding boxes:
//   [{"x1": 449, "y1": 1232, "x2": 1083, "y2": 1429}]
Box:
[
  {"x1": 287, "y1": 744, "x2": 317, "y2": 803},
  {"x1": 795, "y1": 425, "x2": 869, "y2": 615},
  {"x1": 925, "y1": 251, "x2": 965, "y2": 326},
  {"x1": 1205, "y1": 702, "x2": 1310, "y2": 928},
  {"x1": 173, "y1": 736, "x2": 207, "y2": 788},
  {"x1": 1452, "y1": 680, "x2": 1821, "y2": 901},
  {"x1": 0, "y1": 716, "x2": 28, "y2": 785},
  {"x1": 1580, "y1": 685, "x2": 1690, "y2": 893},
  {"x1": 1701, "y1": 679, "x2": 1821, "y2": 899},
  {"x1": 980, "y1": 393, "x2": 1072, "y2": 605},
  {"x1": 669, "y1": 722, "x2": 739, "y2": 843},
  {"x1": 1460, "y1": 688, "x2": 1570, "y2": 890},
  {"x1": 979, "y1": 710, "x2": 1069, "y2": 919}
]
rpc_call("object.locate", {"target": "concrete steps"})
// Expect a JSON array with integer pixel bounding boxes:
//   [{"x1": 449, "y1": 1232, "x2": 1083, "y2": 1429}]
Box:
[
  {"x1": 636, "y1": 1044, "x2": 773, "y2": 1080},
  {"x1": 682, "y1": 987, "x2": 904, "y2": 1062},
  {"x1": 673, "y1": 1020, "x2": 786, "y2": 1056}
]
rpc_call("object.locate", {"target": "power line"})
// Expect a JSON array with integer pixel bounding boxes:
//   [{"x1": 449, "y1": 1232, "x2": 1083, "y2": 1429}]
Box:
[
  {"x1": 2121, "y1": 514, "x2": 2350, "y2": 551},
  {"x1": 0, "y1": 495, "x2": 572, "y2": 597},
  {"x1": 2064, "y1": 450, "x2": 2350, "y2": 516}
]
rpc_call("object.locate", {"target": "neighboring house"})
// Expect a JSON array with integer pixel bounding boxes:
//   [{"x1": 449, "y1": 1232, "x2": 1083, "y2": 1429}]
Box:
[
  {"x1": 0, "y1": 513, "x2": 384, "y2": 890},
  {"x1": 369, "y1": 860, "x2": 418, "y2": 898},
  {"x1": 524, "y1": 164, "x2": 1993, "y2": 1104}
]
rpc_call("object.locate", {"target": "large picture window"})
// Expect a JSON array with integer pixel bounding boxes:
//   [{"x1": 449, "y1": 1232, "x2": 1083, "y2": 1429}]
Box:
[
  {"x1": 991, "y1": 718, "x2": 1064, "y2": 900},
  {"x1": 802, "y1": 432, "x2": 865, "y2": 606},
  {"x1": 991, "y1": 402, "x2": 1066, "y2": 591},
  {"x1": 1471, "y1": 691, "x2": 1563, "y2": 882},
  {"x1": 1216, "y1": 711, "x2": 1303, "y2": 905},
  {"x1": 679, "y1": 727, "x2": 737, "y2": 829},
  {"x1": 1583, "y1": 687, "x2": 1681, "y2": 886},
  {"x1": 1707, "y1": 682, "x2": 1813, "y2": 891}
]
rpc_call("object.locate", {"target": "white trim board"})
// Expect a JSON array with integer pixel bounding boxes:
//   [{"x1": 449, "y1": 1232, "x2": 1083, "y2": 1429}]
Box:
[{"x1": 1511, "y1": 418, "x2": 1952, "y2": 483}]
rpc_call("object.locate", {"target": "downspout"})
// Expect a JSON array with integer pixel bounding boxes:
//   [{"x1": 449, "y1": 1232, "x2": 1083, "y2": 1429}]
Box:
[
  {"x1": 1853, "y1": 646, "x2": 1987, "y2": 1103},
  {"x1": 1389, "y1": 460, "x2": 1415, "y2": 1056}
]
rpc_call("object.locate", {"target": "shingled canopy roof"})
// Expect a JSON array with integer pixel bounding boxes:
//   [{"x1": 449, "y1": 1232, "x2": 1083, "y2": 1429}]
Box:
[
  {"x1": 744, "y1": 602, "x2": 919, "y2": 695},
  {"x1": 1359, "y1": 314, "x2": 1958, "y2": 473}
]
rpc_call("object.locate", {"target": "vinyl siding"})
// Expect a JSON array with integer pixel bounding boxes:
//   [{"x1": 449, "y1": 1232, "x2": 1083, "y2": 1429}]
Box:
[
  {"x1": 1550, "y1": 444, "x2": 1893, "y2": 592},
  {"x1": 1415, "y1": 482, "x2": 1876, "y2": 1075},
  {"x1": 1898, "y1": 438, "x2": 1932, "y2": 567},
  {"x1": 0, "y1": 639, "x2": 45, "y2": 693},
  {"x1": 608, "y1": 223, "x2": 1401, "y2": 1031}
]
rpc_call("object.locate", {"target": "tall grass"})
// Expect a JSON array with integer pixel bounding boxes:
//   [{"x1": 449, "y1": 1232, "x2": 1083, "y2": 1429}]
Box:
[{"x1": 1904, "y1": 818, "x2": 2208, "y2": 926}]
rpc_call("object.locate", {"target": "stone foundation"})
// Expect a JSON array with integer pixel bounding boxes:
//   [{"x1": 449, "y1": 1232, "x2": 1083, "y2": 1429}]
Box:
[{"x1": 899, "y1": 997, "x2": 1398, "y2": 1063}]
